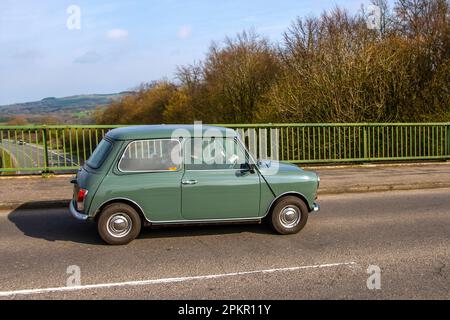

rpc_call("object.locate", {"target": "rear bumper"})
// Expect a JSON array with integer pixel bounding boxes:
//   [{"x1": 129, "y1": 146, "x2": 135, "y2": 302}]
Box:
[
  {"x1": 312, "y1": 202, "x2": 320, "y2": 213},
  {"x1": 69, "y1": 200, "x2": 89, "y2": 221}
]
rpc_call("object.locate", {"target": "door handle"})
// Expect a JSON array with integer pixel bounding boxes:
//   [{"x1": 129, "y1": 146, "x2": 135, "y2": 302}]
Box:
[{"x1": 182, "y1": 179, "x2": 198, "y2": 185}]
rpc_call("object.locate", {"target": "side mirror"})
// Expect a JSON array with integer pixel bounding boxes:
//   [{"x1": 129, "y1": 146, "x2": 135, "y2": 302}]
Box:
[{"x1": 241, "y1": 163, "x2": 256, "y2": 174}]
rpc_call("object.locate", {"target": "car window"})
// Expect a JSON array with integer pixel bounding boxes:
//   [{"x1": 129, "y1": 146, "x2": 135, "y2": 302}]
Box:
[
  {"x1": 118, "y1": 139, "x2": 181, "y2": 172},
  {"x1": 184, "y1": 137, "x2": 246, "y2": 170},
  {"x1": 86, "y1": 139, "x2": 112, "y2": 169}
]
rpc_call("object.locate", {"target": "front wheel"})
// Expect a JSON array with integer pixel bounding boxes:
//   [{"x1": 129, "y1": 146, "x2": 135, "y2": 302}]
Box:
[
  {"x1": 270, "y1": 196, "x2": 308, "y2": 235},
  {"x1": 97, "y1": 203, "x2": 142, "y2": 245}
]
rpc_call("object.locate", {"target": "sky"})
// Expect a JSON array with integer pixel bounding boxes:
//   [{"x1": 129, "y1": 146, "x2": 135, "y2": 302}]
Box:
[{"x1": 0, "y1": 0, "x2": 388, "y2": 105}]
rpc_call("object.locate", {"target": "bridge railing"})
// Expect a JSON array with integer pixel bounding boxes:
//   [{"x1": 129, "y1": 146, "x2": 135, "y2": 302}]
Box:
[{"x1": 0, "y1": 123, "x2": 449, "y2": 174}]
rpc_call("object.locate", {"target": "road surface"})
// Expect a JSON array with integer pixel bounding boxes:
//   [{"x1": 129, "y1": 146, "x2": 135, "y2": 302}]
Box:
[
  {"x1": 0, "y1": 139, "x2": 77, "y2": 173},
  {"x1": 0, "y1": 188, "x2": 448, "y2": 299}
]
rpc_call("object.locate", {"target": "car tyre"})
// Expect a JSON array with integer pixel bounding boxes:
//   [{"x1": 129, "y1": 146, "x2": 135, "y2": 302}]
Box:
[
  {"x1": 270, "y1": 196, "x2": 308, "y2": 235},
  {"x1": 97, "y1": 203, "x2": 142, "y2": 245}
]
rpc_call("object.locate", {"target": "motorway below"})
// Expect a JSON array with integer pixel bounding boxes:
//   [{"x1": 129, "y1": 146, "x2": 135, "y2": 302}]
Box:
[
  {"x1": 0, "y1": 188, "x2": 449, "y2": 299},
  {"x1": 0, "y1": 140, "x2": 76, "y2": 173}
]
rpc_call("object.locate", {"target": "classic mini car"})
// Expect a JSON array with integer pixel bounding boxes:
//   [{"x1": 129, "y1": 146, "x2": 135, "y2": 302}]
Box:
[{"x1": 70, "y1": 125, "x2": 320, "y2": 245}]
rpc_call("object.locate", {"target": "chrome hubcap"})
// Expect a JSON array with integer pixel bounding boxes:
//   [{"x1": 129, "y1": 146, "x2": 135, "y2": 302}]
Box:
[
  {"x1": 106, "y1": 213, "x2": 132, "y2": 238},
  {"x1": 280, "y1": 205, "x2": 301, "y2": 228}
]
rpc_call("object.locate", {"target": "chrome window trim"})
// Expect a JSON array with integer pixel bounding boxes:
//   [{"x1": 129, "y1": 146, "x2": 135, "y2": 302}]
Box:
[{"x1": 117, "y1": 138, "x2": 183, "y2": 173}]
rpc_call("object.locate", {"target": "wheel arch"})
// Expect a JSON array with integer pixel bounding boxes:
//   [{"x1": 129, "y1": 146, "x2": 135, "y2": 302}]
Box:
[
  {"x1": 93, "y1": 198, "x2": 148, "y2": 225},
  {"x1": 263, "y1": 191, "x2": 310, "y2": 218}
]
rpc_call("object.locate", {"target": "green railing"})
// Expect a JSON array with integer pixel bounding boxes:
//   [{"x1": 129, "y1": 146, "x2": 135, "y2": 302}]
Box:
[{"x1": 0, "y1": 123, "x2": 449, "y2": 174}]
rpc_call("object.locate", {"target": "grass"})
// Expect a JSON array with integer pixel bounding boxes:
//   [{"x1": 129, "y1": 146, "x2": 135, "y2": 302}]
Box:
[{"x1": 75, "y1": 110, "x2": 92, "y2": 119}]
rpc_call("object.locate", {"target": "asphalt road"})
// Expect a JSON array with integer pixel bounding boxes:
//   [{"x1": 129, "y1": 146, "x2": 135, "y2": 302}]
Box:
[
  {"x1": 0, "y1": 188, "x2": 449, "y2": 299},
  {"x1": 0, "y1": 140, "x2": 76, "y2": 172}
]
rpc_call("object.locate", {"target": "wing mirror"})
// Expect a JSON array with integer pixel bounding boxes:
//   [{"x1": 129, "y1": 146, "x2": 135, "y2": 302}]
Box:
[{"x1": 241, "y1": 163, "x2": 256, "y2": 174}]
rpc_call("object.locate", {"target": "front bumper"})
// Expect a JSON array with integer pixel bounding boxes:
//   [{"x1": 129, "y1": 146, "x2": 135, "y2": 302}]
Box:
[
  {"x1": 312, "y1": 202, "x2": 320, "y2": 213},
  {"x1": 69, "y1": 200, "x2": 89, "y2": 221}
]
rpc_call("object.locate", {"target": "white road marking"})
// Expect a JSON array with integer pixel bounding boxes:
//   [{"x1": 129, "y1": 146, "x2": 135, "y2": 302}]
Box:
[{"x1": 0, "y1": 261, "x2": 356, "y2": 297}]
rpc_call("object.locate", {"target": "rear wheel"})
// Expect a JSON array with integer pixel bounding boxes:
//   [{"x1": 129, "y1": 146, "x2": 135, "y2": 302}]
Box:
[
  {"x1": 270, "y1": 196, "x2": 308, "y2": 235},
  {"x1": 97, "y1": 203, "x2": 142, "y2": 245}
]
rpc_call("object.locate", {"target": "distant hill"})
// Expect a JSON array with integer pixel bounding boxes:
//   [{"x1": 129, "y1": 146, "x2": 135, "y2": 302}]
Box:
[
  {"x1": 0, "y1": 92, "x2": 133, "y2": 124},
  {"x1": 0, "y1": 92, "x2": 132, "y2": 115}
]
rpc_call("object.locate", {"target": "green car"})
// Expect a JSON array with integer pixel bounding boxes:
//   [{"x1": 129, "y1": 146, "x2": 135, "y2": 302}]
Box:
[{"x1": 70, "y1": 125, "x2": 320, "y2": 245}]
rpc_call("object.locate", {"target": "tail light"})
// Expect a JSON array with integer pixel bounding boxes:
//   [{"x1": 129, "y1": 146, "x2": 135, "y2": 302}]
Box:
[{"x1": 76, "y1": 189, "x2": 88, "y2": 212}]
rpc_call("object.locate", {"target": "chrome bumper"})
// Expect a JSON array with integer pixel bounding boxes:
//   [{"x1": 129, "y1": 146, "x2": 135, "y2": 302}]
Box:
[
  {"x1": 312, "y1": 202, "x2": 320, "y2": 213},
  {"x1": 69, "y1": 200, "x2": 89, "y2": 221}
]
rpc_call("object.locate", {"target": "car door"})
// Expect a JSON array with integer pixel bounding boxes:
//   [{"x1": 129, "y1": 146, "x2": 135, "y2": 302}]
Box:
[
  {"x1": 105, "y1": 138, "x2": 183, "y2": 222},
  {"x1": 181, "y1": 137, "x2": 261, "y2": 220}
]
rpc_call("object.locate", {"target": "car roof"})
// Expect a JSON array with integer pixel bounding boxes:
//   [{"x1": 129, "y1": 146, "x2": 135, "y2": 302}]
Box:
[{"x1": 106, "y1": 125, "x2": 237, "y2": 140}]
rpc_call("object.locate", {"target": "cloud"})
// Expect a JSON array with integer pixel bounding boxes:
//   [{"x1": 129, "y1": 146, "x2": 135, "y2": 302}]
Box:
[
  {"x1": 74, "y1": 51, "x2": 102, "y2": 64},
  {"x1": 106, "y1": 28, "x2": 128, "y2": 40},
  {"x1": 11, "y1": 50, "x2": 43, "y2": 60},
  {"x1": 178, "y1": 25, "x2": 192, "y2": 39}
]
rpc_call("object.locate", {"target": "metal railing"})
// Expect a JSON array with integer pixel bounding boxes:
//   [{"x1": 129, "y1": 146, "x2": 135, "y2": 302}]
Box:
[{"x1": 0, "y1": 123, "x2": 449, "y2": 174}]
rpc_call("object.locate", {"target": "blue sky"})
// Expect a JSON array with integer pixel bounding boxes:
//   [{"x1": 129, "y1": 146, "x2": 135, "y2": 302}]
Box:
[{"x1": 0, "y1": 0, "x2": 386, "y2": 105}]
